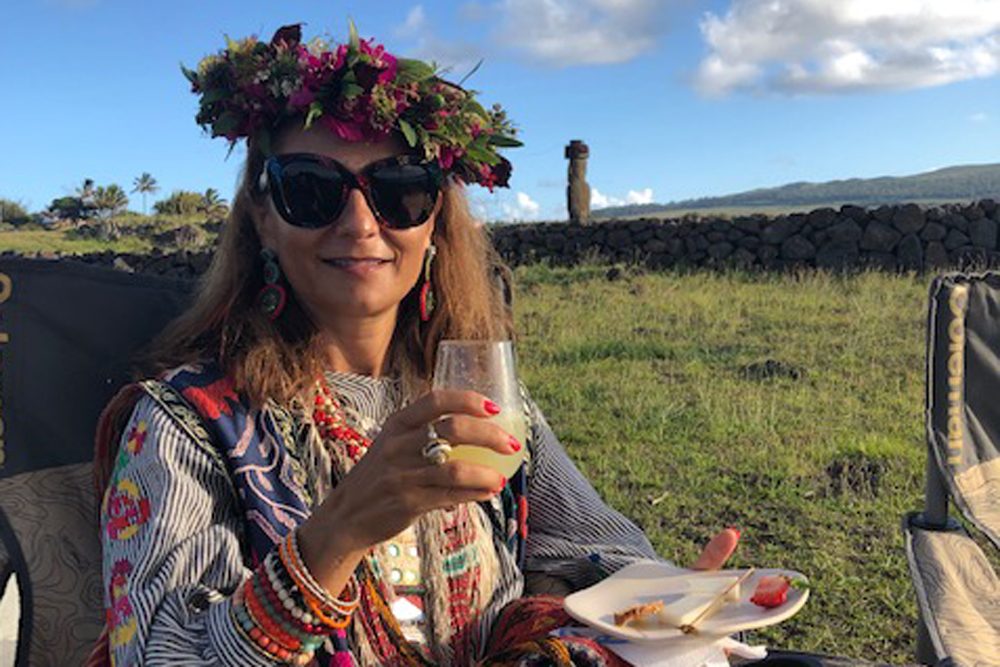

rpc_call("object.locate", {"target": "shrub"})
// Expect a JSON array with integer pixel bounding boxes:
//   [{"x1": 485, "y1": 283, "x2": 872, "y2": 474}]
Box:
[
  {"x1": 153, "y1": 190, "x2": 206, "y2": 216},
  {"x1": 0, "y1": 198, "x2": 31, "y2": 225}
]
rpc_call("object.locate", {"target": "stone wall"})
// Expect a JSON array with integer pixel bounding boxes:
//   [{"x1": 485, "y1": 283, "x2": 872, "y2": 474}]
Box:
[
  {"x1": 491, "y1": 200, "x2": 1000, "y2": 272},
  {"x1": 9, "y1": 200, "x2": 1000, "y2": 278}
]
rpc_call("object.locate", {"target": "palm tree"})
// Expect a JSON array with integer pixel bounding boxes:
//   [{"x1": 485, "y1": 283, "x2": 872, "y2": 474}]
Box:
[
  {"x1": 131, "y1": 172, "x2": 159, "y2": 215},
  {"x1": 201, "y1": 188, "x2": 229, "y2": 221},
  {"x1": 75, "y1": 178, "x2": 95, "y2": 203},
  {"x1": 94, "y1": 184, "x2": 129, "y2": 219},
  {"x1": 73, "y1": 178, "x2": 97, "y2": 222}
]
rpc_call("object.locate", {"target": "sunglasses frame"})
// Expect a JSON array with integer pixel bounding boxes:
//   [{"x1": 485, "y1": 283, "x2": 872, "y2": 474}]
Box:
[{"x1": 259, "y1": 152, "x2": 444, "y2": 230}]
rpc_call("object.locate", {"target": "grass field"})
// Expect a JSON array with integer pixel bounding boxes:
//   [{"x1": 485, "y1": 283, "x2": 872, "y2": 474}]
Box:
[
  {"x1": 0, "y1": 229, "x2": 152, "y2": 254},
  {"x1": 512, "y1": 264, "x2": 931, "y2": 663}
]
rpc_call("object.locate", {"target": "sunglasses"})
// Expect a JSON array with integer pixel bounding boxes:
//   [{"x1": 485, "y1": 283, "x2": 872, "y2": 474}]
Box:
[{"x1": 259, "y1": 153, "x2": 444, "y2": 230}]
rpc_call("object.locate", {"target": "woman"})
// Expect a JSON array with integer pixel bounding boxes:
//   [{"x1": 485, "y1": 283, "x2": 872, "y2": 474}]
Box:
[{"x1": 93, "y1": 24, "x2": 738, "y2": 666}]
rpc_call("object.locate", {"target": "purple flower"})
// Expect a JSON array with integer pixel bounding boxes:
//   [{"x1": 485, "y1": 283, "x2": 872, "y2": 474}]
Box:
[{"x1": 288, "y1": 88, "x2": 315, "y2": 110}]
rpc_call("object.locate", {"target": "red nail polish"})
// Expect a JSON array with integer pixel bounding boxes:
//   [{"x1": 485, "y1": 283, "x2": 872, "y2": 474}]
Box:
[
  {"x1": 484, "y1": 400, "x2": 501, "y2": 415},
  {"x1": 499, "y1": 476, "x2": 507, "y2": 490},
  {"x1": 728, "y1": 526, "x2": 741, "y2": 539},
  {"x1": 509, "y1": 436, "x2": 521, "y2": 452}
]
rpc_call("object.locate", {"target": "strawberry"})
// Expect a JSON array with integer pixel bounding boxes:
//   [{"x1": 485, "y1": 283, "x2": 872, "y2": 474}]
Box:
[{"x1": 750, "y1": 575, "x2": 791, "y2": 608}]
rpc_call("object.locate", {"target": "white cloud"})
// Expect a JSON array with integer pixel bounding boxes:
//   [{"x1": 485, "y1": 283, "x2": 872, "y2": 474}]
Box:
[
  {"x1": 492, "y1": 0, "x2": 670, "y2": 66},
  {"x1": 473, "y1": 191, "x2": 545, "y2": 222},
  {"x1": 971, "y1": 111, "x2": 989, "y2": 122},
  {"x1": 392, "y1": 4, "x2": 484, "y2": 72},
  {"x1": 591, "y1": 187, "x2": 655, "y2": 209},
  {"x1": 514, "y1": 191, "x2": 541, "y2": 217},
  {"x1": 626, "y1": 188, "x2": 654, "y2": 204},
  {"x1": 397, "y1": 5, "x2": 428, "y2": 37},
  {"x1": 695, "y1": 0, "x2": 1000, "y2": 95},
  {"x1": 591, "y1": 188, "x2": 614, "y2": 208}
]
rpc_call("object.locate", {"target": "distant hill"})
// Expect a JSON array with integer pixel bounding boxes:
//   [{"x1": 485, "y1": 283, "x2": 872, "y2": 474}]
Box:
[{"x1": 593, "y1": 163, "x2": 1000, "y2": 218}]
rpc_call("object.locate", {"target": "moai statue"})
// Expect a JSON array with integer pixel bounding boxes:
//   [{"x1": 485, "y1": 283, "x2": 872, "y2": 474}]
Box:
[{"x1": 565, "y1": 140, "x2": 591, "y2": 224}]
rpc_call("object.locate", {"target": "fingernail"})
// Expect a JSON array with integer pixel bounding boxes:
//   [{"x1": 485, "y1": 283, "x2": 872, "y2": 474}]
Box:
[
  {"x1": 509, "y1": 436, "x2": 522, "y2": 452},
  {"x1": 497, "y1": 476, "x2": 507, "y2": 492},
  {"x1": 484, "y1": 400, "x2": 501, "y2": 415},
  {"x1": 728, "y1": 526, "x2": 741, "y2": 539}
]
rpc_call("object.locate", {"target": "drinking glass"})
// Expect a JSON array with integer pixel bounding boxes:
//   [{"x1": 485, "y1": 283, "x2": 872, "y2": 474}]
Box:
[{"x1": 432, "y1": 340, "x2": 529, "y2": 477}]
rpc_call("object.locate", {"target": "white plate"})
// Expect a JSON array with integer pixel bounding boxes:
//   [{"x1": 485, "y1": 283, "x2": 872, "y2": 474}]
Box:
[{"x1": 563, "y1": 561, "x2": 809, "y2": 644}]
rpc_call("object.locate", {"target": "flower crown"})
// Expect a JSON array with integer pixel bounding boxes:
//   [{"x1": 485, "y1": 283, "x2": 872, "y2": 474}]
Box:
[{"x1": 183, "y1": 23, "x2": 521, "y2": 190}]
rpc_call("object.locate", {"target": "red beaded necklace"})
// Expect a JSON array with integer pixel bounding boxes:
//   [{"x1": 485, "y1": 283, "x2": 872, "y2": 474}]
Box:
[{"x1": 312, "y1": 379, "x2": 371, "y2": 463}]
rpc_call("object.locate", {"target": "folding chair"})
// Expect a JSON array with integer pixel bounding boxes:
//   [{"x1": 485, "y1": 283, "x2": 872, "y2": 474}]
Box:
[
  {"x1": 0, "y1": 258, "x2": 192, "y2": 666},
  {"x1": 903, "y1": 272, "x2": 1000, "y2": 666}
]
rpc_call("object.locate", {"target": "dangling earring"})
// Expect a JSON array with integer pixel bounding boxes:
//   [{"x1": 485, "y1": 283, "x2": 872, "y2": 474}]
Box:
[
  {"x1": 257, "y1": 248, "x2": 287, "y2": 321},
  {"x1": 419, "y1": 244, "x2": 437, "y2": 322}
]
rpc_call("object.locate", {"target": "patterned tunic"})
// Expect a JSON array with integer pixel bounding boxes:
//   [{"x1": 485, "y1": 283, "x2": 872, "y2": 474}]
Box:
[{"x1": 100, "y1": 372, "x2": 659, "y2": 665}]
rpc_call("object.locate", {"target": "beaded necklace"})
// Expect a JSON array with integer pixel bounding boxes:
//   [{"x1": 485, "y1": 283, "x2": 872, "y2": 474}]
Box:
[{"x1": 312, "y1": 379, "x2": 371, "y2": 463}]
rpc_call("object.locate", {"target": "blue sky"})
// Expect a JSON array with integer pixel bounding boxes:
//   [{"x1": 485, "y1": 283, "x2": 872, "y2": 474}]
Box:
[{"x1": 3, "y1": 0, "x2": 999, "y2": 221}]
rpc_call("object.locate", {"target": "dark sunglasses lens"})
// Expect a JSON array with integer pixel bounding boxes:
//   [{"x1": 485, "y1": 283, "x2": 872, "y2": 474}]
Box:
[
  {"x1": 369, "y1": 164, "x2": 440, "y2": 229},
  {"x1": 275, "y1": 161, "x2": 346, "y2": 228}
]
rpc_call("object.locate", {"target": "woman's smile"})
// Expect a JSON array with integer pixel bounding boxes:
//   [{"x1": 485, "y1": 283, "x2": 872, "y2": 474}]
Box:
[{"x1": 321, "y1": 255, "x2": 394, "y2": 276}]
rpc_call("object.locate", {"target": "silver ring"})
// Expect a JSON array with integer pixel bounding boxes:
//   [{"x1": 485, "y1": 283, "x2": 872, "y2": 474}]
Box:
[{"x1": 421, "y1": 438, "x2": 452, "y2": 466}]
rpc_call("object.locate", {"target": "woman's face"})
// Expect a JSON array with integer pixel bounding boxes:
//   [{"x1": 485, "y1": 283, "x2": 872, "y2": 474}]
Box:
[{"x1": 255, "y1": 126, "x2": 437, "y2": 327}]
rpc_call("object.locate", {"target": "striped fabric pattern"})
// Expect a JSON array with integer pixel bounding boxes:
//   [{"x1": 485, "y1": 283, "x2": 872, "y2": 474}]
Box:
[{"x1": 101, "y1": 373, "x2": 659, "y2": 665}]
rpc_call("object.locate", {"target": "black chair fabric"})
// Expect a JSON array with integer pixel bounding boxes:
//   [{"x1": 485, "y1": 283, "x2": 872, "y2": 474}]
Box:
[{"x1": 0, "y1": 258, "x2": 193, "y2": 666}]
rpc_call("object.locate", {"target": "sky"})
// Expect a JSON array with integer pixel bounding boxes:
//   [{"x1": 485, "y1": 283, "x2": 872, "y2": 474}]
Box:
[{"x1": 2, "y1": 0, "x2": 999, "y2": 222}]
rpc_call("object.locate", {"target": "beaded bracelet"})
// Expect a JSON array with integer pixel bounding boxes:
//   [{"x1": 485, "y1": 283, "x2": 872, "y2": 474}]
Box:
[
  {"x1": 246, "y1": 575, "x2": 301, "y2": 652},
  {"x1": 254, "y1": 558, "x2": 329, "y2": 653},
  {"x1": 278, "y1": 532, "x2": 360, "y2": 628},
  {"x1": 262, "y1": 551, "x2": 320, "y2": 635},
  {"x1": 231, "y1": 584, "x2": 297, "y2": 663},
  {"x1": 232, "y1": 567, "x2": 328, "y2": 663},
  {"x1": 285, "y1": 530, "x2": 361, "y2": 613}
]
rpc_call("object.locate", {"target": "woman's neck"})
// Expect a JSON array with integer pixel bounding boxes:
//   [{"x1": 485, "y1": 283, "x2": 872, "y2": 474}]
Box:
[{"x1": 319, "y1": 310, "x2": 398, "y2": 377}]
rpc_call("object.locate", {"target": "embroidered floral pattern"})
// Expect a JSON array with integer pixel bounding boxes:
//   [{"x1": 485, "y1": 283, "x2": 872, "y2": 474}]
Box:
[
  {"x1": 125, "y1": 421, "x2": 147, "y2": 455},
  {"x1": 107, "y1": 559, "x2": 137, "y2": 650},
  {"x1": 105, "y1": 479, "x2": 151, "y2": 541},
  {"x1": 181, "y1": 377, "x2": 239, "y2": 421}
]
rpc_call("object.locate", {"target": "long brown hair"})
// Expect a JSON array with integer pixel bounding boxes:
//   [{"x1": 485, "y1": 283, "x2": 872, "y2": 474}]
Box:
[{"x1": 142, "y1": 137, "x2": 514, "y2": 406}]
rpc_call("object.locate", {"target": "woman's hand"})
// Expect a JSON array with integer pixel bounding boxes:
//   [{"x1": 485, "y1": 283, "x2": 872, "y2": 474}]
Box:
[
  {"x1": 297, "y1": 389, "x2": 520, "y2": 592},
  {"x1": 690, "y1": 527, "x2": 741, "y2": 570}
]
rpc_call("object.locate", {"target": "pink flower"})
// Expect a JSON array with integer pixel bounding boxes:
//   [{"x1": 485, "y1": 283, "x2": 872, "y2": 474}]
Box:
[
  {"x1": 377, "y1": 52, "x2": 397, "y2": 84},
  {"x1": 334, "y1": 44, "x2": 347, "y2": 70},
  {"x1": 438, "y1": 145, "x2": 463, "y2": 170},
  {"x1": 321, "y1": 115, "x2": 367, "y2": 142}
]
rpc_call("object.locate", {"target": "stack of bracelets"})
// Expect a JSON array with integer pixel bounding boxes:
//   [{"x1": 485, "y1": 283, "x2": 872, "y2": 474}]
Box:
[{"x1": 231, "y1": 530, "x2": 361, "y2": 664}]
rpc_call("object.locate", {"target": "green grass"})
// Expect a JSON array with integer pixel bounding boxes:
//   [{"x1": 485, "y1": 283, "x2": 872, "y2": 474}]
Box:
[
  {"x1": 0, "y1": 229, "x2": 152, "y2": 254},
  {"x1": 0, "y1": 213, "x2": 218, "y2": 255},
  {"x1": 513, "y1": 265, "x2": 931, "y2": 664}
]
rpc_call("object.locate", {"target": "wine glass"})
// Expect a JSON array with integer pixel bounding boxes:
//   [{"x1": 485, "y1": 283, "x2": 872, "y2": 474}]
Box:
[{"x1": 432, "y1": 340, "x2": 528, "y2": 478}]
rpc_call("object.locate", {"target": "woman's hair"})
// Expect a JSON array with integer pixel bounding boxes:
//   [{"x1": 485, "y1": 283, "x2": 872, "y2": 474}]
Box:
[{"x1": 141, "y1": 136, "x2": 514, "y2": 406}]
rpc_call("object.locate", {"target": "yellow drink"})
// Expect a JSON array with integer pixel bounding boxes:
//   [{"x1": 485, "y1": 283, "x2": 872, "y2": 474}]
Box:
[{"x1": 447, "y1": 412, "x2": 529, "y2": 478}]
